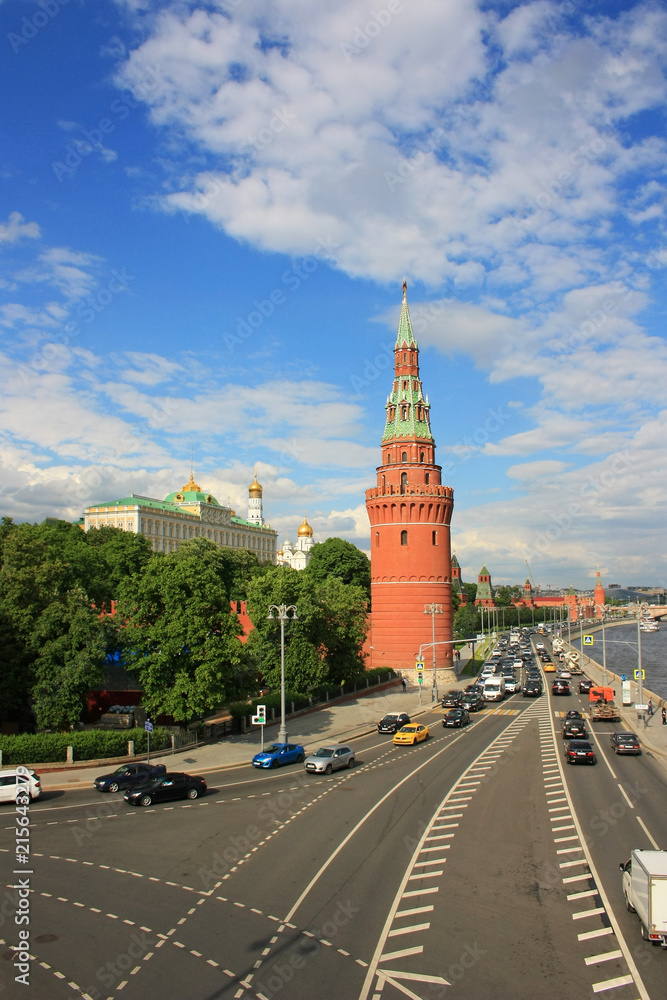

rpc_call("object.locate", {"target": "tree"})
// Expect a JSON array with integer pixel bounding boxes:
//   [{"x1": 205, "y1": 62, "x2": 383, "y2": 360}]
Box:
[
  {"x1": 245, "y1": 566, "x2": 369, "y2": 692},
  {"x1": 494, "y1": 585, "x2": 521, "y2": 607},
  {"x1": 30, "y1": 588, "x2": 109, "y2": 731},
  {"x1": 116, "y1": 542, "x2": 248, "y2": 723},
  {"x1": 84, "y1": 525, "x2": 153, "y2": 606},
  {"x1": 462, "y1": 582, "x2": 477, "y2": 604},
  {"x1": 305, "y1": 537, "x2": 371, "y2": 597}
]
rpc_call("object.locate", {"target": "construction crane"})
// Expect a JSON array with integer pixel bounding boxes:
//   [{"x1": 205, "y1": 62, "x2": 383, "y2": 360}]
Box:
[{"x1": 524, "y1": 559, "x2": 539, "y2": 593}]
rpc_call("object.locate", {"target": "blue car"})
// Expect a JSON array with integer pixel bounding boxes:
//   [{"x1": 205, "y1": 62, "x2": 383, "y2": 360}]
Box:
[{"x1": 251, "y1": 743, "x2": 305, "y2": 768}]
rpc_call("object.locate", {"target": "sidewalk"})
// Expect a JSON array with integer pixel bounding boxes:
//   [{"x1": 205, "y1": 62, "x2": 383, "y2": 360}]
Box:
[
  {"x1": 564, "y1": 643, "x2": 667, "y2": 761},
  {"x1": 38, "y1": 682, "x2": 451, "y2": 792}
]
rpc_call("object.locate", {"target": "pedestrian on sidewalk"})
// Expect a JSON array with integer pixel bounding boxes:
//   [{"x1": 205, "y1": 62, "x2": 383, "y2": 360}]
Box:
[
  {"x1": 647, "y1": 698, "x2": 653, "y2": 717},
  {"x1": 401, "y1": 677, "x2": 407, "y2": 693},
  {"x1": 662, "y1": 706, "x2": 666, "y2": 725}
]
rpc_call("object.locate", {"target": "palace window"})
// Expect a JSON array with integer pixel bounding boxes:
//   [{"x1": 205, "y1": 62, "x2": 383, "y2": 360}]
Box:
[{"x1": 401, "y1": 530, "x2": 408, "y2": 546}]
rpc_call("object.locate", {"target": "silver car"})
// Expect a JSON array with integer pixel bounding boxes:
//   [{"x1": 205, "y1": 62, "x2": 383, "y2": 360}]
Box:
[{"x1": 304, "y1": 744, "x2": 355, "y2": 774}]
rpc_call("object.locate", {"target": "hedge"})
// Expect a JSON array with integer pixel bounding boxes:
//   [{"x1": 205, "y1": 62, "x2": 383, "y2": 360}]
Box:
[{"x1": 0, "y1": 727, "x2": 171, "y2": 766}]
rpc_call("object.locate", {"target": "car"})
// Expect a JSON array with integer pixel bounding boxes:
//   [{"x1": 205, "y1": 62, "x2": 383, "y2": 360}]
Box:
[
  {"x1": 123, "y1": 771, "x2": 207, "y2": 806},
  {"x1": 523, "y1": 681, "x2": 542, "y2": 697},
  {"x1": 393, "y1": 724, "x2": 430, "y2": 746},
  {"x1": 0, "y1": 768, "x2": 41, "y2": 803},
  {"x1": 578, "y1": 678, "x2": 594, "y2": 694},
  {"x1": 442, "y1": 708, "x2": 470, "y2": 728},
  {"x1": 543, "y1": 662, "x2": 556, "y2": 672},
  {"x1": 565, "y1": 740, "x2": 597, "y2": 765},
  {"x1": 536, "y1": 642, "x2": 545, "y2": 649},
  {"x1": 461, "y1": 690, "x2": 484, "y2": 711},
  {"x1": 504, "y1": 676, "x2": 520, "y2": 694},
  {"x1": 565, "y1": 709, "x2": 584, "y2": 720},
  {"x1": 610, "y1": 732, "x2": 641, "y2": 755},
  {"x1": 441, "y1": 690, "x2": 463, "y2": 708},
  {"x1": 94, "y1": 761, "x2": 167, "y2": 792},
  {"x1": 562, "y1": 719, "x2": 587, "y2": 740},
  {"x1": 377, "y1": 712, "x2": 411, "y2": 734},
  {"x1": 552, "y1": 679, "x2": 570, "y2": 695},
  {"x1": 251, "y1": 743, "x2": 305, "y2": 768},
  {"x1": 557, "y1": 669, "x2": 572, "y2": 680},
  {"x1": 304, "y1": 744, "x2": 355, "y2": 773}
]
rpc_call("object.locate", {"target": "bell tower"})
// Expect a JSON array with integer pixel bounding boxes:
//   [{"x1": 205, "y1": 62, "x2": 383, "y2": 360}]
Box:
[{"x1": 366, "y1": 282, "x2": 455, "y2": 677}]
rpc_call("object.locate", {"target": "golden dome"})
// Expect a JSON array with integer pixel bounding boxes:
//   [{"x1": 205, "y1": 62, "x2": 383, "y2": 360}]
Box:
[
  {"x1": 182, "y1": 472, "x2": 202, "y2": 492},
  {"x1": 297, "y1": 515, "x2": 313, "y2": 537},
  {"x1": 249, "y1": 473, "x2": 263, "y2": 497}
]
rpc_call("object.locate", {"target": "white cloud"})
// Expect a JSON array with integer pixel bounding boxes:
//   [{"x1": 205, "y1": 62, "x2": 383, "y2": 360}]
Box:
[{"x1": 0, "y1": 212, "x2": 40, "y2": 245}]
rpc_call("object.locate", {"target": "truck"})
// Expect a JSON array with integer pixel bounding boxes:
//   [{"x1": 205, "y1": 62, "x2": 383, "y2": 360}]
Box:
[
  {"x1": 620, "y1": 850, "x2": 667, "y2": 946},
  {"x1": 483, "y1": 675, "x2": 506, "y2": 702},
  {"x1": 588, "y1": 686, "x2": 621, "y2": 722}
]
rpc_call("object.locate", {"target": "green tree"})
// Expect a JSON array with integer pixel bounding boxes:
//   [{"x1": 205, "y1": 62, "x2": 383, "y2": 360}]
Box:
[
  {"x1": 494, "y1": 585, "x2": 521, "y2": 607},
  {"x1": 462, "y1": 582, "x2": 477, "y2": 604},
  {"x1": 84, "y1": 525, "x2": 153, "y2": 606},
  {"x1": 245, "y1": 566, "x2": 369, "y2": 692},
  {"x1": 117, "y1": 541, "x2": 248, "y2": 723},
  {"x1": 305, "y1": 537, "x2": 371, "y2": 597},
  {"x1": 30, "y1": 588, "x2": 109, "y2": 731}
]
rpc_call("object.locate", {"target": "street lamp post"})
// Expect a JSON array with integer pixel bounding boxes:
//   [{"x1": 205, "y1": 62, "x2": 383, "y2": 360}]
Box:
[
  {"x1": 268, "y1": 603, "x2": 298, "y2": 743},
  {"x1": 424, "y1": 603, "x2": 443, "y2": 702}
]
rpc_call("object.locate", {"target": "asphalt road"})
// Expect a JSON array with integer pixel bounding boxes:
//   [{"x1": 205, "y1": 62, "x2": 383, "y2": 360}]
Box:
[{"x1": 2, "y1": 653, "x2": 665, "y2": 1000}]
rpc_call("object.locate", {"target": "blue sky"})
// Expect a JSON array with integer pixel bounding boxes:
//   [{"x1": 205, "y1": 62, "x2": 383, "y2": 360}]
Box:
[{"x1": 1, "y1": 0, "x2": 666, "y2": 589}]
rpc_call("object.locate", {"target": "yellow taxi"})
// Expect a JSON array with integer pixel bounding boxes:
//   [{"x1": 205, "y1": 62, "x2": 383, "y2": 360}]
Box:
[
  {"x1": 543, "y1": 661, "x2": 556, "y2": 672},
  {"x1": 393, "y1": 723, "x2": 430, "y2": 746}
]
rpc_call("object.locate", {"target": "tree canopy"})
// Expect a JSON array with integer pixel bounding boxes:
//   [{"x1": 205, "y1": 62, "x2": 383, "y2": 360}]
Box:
[{"x1": 305, "y1": 537, "x2": 371, "y2": 597}]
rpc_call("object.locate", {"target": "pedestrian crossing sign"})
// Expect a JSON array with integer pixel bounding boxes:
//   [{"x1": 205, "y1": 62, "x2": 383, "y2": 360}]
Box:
[
  {"x1": 416, "y1": 661, "x2": 424, "y2": 671},
  {"x1": 583, "y1": 635, "x2": 593, "y2": 645},
  {"x1": 634, "y1": 669, "x2": 645, "y2": 680}
]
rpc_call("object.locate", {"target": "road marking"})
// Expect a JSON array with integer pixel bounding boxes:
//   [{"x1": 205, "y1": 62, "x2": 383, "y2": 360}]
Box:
[
  {"x1": 402, "y1": 887, "x2": 439, "y2": 897},
  {"x1": 567, "y1": 890, "x2": 599, "y2": 900},
  {"x1": 379, "y1": 946, "x2": 424, "y2": 961},
  {"x1": 636, "y1": 815, "x2": 660, "y2": 849},
  {"x1": 407, "y1": 870, "x2": 443, "y2": 880},
  {"x1": 591, "y1": 974, "x2": 634, "y2": 992},
  {"x1": 395, "y1": 906, "x2": 434, "y2": 917},
  {"x1": 585, "y1": 950, "x2": 623, "y2": 965},
  {"x1": 387, "y1": 923, "x2": 430, "y2": 936},
  {"x1": 572, "y1": 906, "x2": 606, "y2": 920},
  {"x1": 554, "y1": 835, "x2": 579, "y2": 843},
  {"x1": 618, "y1": 785, "x2": 635, "y2": 809}
]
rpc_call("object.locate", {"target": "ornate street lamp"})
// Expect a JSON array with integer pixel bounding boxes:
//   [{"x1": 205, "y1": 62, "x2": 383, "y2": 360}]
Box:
[
  {"x1": 424, "y1": 603, "x2": 443, "y2": 702},
  {"x1": 268, "y1": 603, "x2": 298, "y2": 743}
]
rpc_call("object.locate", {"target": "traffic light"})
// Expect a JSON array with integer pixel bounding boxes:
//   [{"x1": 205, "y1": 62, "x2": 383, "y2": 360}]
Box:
[{"x1": 256, "y1": 704, "x2": 266, "y2": 724}]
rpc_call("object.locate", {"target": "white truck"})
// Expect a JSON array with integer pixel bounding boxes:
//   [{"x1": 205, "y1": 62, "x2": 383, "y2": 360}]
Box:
[
  {"x1": 483, "y1": 675, "x2": 505, "y2": 702},
  {"x1": 620, "y1": 849, "x2": 667, "y2": 946}
]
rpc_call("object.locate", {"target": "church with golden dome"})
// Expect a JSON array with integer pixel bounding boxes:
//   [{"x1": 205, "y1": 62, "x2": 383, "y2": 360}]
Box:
[
  {"x1": 82, "y1": 470, "x2": 278, "y2": 563},
  {"x1": 276, "y1": 515, "x2": 315, "y2": 570}
]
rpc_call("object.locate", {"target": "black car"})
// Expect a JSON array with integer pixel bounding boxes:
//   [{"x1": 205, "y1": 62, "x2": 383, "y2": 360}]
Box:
[
  {"x1": 578, "y1": 678, "x2": 594, "y2": 694},
  {"x1": 565, "y1": 709, "x2": 584, "y2": 720},
  {"x1": 460, "y1": 690, "x2": 484, "y2": 712},
  {"x1": 523, "y1": 681, "x2": 542, "y2": 697},
  {"x1": 94, "y1": 762, "x2": 166, "y2": 793},
  {"x1": 566, "y1": 740, "x2": 597, "y2": 765},
  {"x1": 123, "y1": 771, "x2": 207, "y2": 806},
  {"x1": 442, "y1": 708, "x2": 470, "y2": 728},
  {"x1": 378, "y1": 712, "x2": 411, "y2": 734},
  {"x1": 610, "y1": 732, "x2": 641, "y2": 755},
  {"x1": 552, "y1": 679, "x2": 570, "y2": 695},
  {"x1": 562, "y1": 719, "x2": 587, "y2": 740},
  {"x1": 441, "y1": 690, "x2": 463, "y2": 708}
]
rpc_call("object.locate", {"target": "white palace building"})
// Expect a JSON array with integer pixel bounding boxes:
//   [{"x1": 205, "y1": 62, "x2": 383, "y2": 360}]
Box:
[{"x1": 82, "y1": 472, "x2": 279, "y2": 562}]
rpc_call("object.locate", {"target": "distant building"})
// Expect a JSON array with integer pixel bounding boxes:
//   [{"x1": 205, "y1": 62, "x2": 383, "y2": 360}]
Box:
[
  {"x1": 475, "y1": 565, "x2": 495, "y2": 607},
  {"x1": 276, "y1": 516, "x2": 315, "y2": 569},
  {"x1": 83, "y1": 471, "x2": 278, "y2": 562},
  {"x1": 451, "y1": 553, "x2": 467, "y2": 604}
]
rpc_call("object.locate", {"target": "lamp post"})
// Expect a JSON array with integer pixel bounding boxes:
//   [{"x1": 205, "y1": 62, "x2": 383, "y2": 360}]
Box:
[
  {"x1": 595, "y1": 602, "x2": 609, "y2": 686},
  {"x1": 634, "y1": 602, "x2": 649, "y2": 727},
  {"x1": 424, "y1": 603, "x2": 443, "y2": 702},
  {"x1": 268, "y1": 603, "x2": 298, "y2": 743}
]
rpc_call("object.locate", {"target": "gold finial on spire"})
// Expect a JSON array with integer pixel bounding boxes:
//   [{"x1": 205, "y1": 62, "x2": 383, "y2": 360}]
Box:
[
  {"x1": 402, "y1": 279, "x2": 407, "y2": 300},
  {"x1": 182, "y1": 447, "x2": 201, "y2": 492}
]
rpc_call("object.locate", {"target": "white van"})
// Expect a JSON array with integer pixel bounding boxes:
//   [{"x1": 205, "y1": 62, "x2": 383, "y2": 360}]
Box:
[
  {"x1": 0, "y1": 768, "x2": 41, "y2": 803},
  {"x1": 483, "y1": 676, "x2": 506, "y2": 702}
]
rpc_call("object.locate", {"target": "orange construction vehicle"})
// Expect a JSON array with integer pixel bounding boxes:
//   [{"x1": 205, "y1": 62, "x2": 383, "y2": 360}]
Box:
[{"x1": 589, "y1": 686, "x2": 621, "y2": 722}]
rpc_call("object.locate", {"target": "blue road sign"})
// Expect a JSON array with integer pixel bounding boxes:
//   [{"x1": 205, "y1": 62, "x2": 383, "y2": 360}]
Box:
[{"x1": 145, "y1": 720, "x2": 153, "y2": 732}]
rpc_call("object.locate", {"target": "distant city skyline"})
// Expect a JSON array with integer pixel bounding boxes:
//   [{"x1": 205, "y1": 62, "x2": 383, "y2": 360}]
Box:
[{"x1": 1, "y1": 0, "x2": 666, "y2": 589}]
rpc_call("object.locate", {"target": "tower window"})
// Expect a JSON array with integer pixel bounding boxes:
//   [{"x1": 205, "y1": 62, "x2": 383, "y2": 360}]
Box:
[
  {"x1": 401, "y1": 451, "x2": 407, "y2": 462},
  {"x1": 432, "y1": 530, "x2": 437, "y2": 545},
  {"x1": 401, "y1": 530, "x2": 408, "y2": 546},
  {"x1": 401, "y1": 472, "x2": 408, "y2": 494},
  {"x1": 386, "y1": 453, "x2": 390, "y2": 463},
  {"x1": 420, "y1": 451, "x2": 425, "y2": 462},
  {"x1": 425, "y1": 473, "x2": 430, "y2": 485},
  {"x1": 375, "y1": 532, "x2": 380, "y2": 547},
  {"x1": 403, "y1": 352, "x2": 406, "y2": 362}
]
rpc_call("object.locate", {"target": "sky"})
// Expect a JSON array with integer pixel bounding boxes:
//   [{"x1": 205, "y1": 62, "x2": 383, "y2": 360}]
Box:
[{"x1": 1, "y1": 0, "x2": 666, "y2": 590}]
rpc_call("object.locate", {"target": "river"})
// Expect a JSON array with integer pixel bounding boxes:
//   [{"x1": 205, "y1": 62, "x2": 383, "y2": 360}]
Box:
[{"x1": 572, "y1": 621, "x2": 667, "y2": 700}]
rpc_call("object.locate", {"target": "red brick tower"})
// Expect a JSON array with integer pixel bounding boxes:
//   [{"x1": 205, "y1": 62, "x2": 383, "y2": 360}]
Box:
[
  {"x1": 365, "y1": 282, "x2": 455, "y2": 677},
  {"x1": 593, "y1": 569, "x2": 605, "y2": 618}
]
